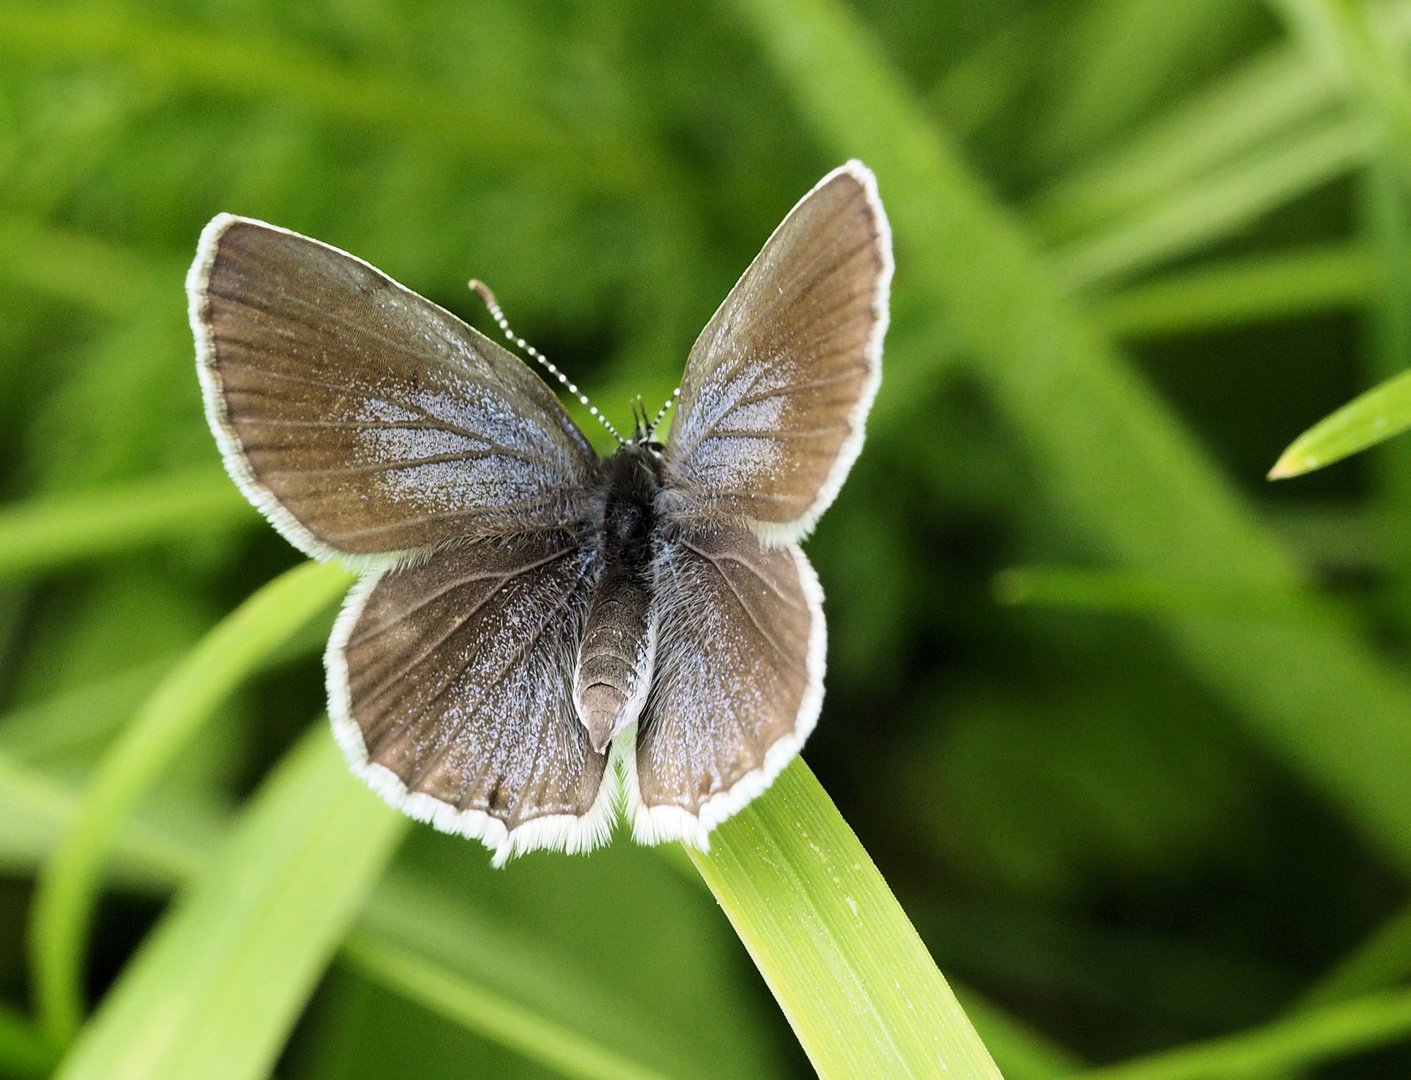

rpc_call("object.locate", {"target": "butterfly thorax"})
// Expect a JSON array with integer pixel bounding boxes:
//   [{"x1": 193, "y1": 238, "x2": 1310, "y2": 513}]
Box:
[{"x1": 573, "y1": 441, "x2": 663, "y2": 754}]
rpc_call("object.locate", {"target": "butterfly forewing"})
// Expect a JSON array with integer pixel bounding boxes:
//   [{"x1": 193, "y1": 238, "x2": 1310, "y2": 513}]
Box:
[
  {"x1": 190, "y1": 215, "x2": 597, "y2": 560},
  {"x1": 663, "y1": 162, "x2": 892, "y2": 542},
  {"x1": 630, "y1": 524, "x2": 823, "y2": 848},
  {"x1": 329, "y1": 532, "x2": 613, "y2": 865}
]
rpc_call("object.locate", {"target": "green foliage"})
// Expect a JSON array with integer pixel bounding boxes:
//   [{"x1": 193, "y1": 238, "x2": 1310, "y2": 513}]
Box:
[
  {"x1": 53, "y1": 727, "x2": 406, "y2": 1080},
  {"x1": 4, "y1": 0, "x2": 1411, "y2": 1078},
  {"x1": 29, "y1": 560, "x2": 353, "y2": 1045}
]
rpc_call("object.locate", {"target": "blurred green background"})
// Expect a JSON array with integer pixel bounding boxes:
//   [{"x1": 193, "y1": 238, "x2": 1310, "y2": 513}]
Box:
[{"x1": 5, "y1": 0, "x2": 1411, "y2": 1076}]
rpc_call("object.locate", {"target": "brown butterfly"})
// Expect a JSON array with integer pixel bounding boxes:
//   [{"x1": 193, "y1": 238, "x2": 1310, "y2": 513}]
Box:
[{"x1": 188, "y1": 161, "x2": 892, "y2": 864}]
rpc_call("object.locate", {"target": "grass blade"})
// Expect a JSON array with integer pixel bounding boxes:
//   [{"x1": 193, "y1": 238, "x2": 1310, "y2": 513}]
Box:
[
  {"x1": 51, "y1": 726, "x2": 405, "y2": 1080},
  {"x1": 1051, "y1": 117, "x2": 1367, "y2": 291},
  {"x1": 1300, "y1": 901, "x2": 1411, "y2": 1009},
  {"x1": 1090, "y1": 243, "x2": 1375, "y2": 339},
  {"x1": 4, "y1": 738, "x2": 1075, "y2": 1080},
  {"x1": 1269, "y1": 365, "x2": 1411, "y2": 477},
  {"x1": 1269, "y1": 0, "x2": 1411, "y2": 621},
  {"x1": 1361, "y1": 155, "x2": 1411, "y2": 624},
  {"x1": 0, "y1": 749, "x2": 214, "y2": 888},
  {"x1": 691, "y1": 759, "x2": 1001, "y2": 1080},
  {"x1": 29, "y1": 560, "x2": 354, "y2": 1043},
  {"x1": 343, "y1": 931, "x2": 677, "y2": 1080},
  {"x1": 928, "y1": 11, "x2": 1043, "y2": 137},
  {"x1": 993, "y1": 566, "x2": 1322, "y2": 620},
  {"x1": 0, "y1": 744, "x2": 790, "y2": 1080},
  {"x1": 1265, "y1": 0, "x2": 1411, "y2": 181},
  {"x1": 1028, "y1": 44, "x2": 1328, "y2": 239},
  {"x1": 0, "y1": 661, "x2": 172, "y2": 764},
  {"x1": 1077, "y1": 988, "x2": 1411, "y2": 1080},
  {"x1": 1028, "y1": 0, "x2": 1411, "y2": 239},
  {"x1": 0, "y1": 469, "x2": 257, "y2": 582}
]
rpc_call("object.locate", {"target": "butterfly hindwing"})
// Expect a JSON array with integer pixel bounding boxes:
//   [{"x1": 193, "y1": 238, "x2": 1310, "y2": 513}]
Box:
[
  {"x1": 328, "y1": 530, "x2": 615, "y2": 865},
  {"x1": 662, "y1": 161, "x2": 892, "y2": 542},
  {"x1": 190, "y1": 215, "x2": 597, "y2": 561},
  {"x1": 628, "y1": 523, "x2": 823, "y2": 848}
]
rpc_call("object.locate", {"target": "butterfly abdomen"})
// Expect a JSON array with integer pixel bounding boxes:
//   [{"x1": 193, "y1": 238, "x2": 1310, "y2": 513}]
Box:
[{"x1": 574, "y1": 443, "x2": 662, "y2": 753}]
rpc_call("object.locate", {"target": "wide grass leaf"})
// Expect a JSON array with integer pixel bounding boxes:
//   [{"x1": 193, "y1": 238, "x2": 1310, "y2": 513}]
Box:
[{"x1": 691, "y1": 759, "x2": 1002, "y2": 1080}]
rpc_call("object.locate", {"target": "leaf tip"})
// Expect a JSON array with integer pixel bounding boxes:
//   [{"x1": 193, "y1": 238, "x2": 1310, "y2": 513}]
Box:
[{"x1": 1267, "y1": 449, "x2": 1315, "y2": 480}]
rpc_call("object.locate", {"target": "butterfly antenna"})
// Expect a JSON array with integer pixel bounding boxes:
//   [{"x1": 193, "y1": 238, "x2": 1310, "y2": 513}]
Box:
[
  {"x1": 469, "y1": 279, "x2": 624, "y2": 445},
  {"x1": 648, "y1": 386, "x2": 679, "y2": 437}
]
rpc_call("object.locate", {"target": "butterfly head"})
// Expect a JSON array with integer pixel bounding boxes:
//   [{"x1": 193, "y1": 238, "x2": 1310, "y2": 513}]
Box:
[
  {"x1": 629, "y1": 398, "x2": 660, "y2": 452},
  {"x1": 630, "y1": 388, "x2": 678, "y2": 456}
]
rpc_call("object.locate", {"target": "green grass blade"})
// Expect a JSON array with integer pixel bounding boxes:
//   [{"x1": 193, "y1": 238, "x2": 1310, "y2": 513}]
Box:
[
  {"x1": 1051, "y1": 117, "x2": 1367, "y2": 291},
  {"x1": 1266, "y1": 0, "x2": 1411, "y2": 180},
  {"x1": 1300, "y1": 902, "x2": 1411, "y2": 1009},
  {"x1": 0, "y1": 469, "x2": 258, "y2": 582},
  {"x1": 1090, "y1": 243, "x2": 1375, "y2": 339},
  {"x1": 0, "y1": 747, "x2": 762, "y2": 1080},
  {"x1": 0, "y1": 660, "x2": 172, "y2": 763},
  {"x1": 0, "y1": 749, "x2": 213, "y2": 888},
  {"x1": 1269, "y1": 365, "x2": 1411, "y2": 477},
  {"x1": 1028, "y1": 44, "x2": 1328, "y2": 239},
  {"x1": 1270, "y1": 0, "x2": 1411, "y2": 619},
  {"x1": 732, "y1": 0, "x2": 1411, "y2": 881},
  {"x1": 1077, "y1": 988, "x2": 1411, "y2": 1080},
  {"x1": 0, "y1": 624, "x2": 326, "y2": 767},
  {"x1": 1355, "y1": 159, "x2": 1411, "y2": 626},
  {"x1": 52, "y1": 726, "x2": 405, "y2": 1080},
  {"x1": 690, "y1": 759, "x2": 1001, "y2": 1080},
  {"x1": 993, "y1": 566, "x2": 1321, "y2": 620},
  {"x1": 343, "y1": 931, "x2": 678, "y2": 1080},
  {"x1": 29, "y1": 560, "x2": 354, "y2": 1044}
]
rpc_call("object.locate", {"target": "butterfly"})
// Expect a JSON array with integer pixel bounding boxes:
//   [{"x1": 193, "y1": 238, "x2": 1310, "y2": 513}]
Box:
[{"x1": 188, "y1": 161, "x2": 892, "y2": 865}]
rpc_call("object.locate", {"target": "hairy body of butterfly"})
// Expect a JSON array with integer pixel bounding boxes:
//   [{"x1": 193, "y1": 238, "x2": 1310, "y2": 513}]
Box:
[
  {"x1": 575, "y1": 441, "x2": 662, "y2": 754},
  {"x1": 189, "y1": 161, "x2": 891, "y2": 864}
]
